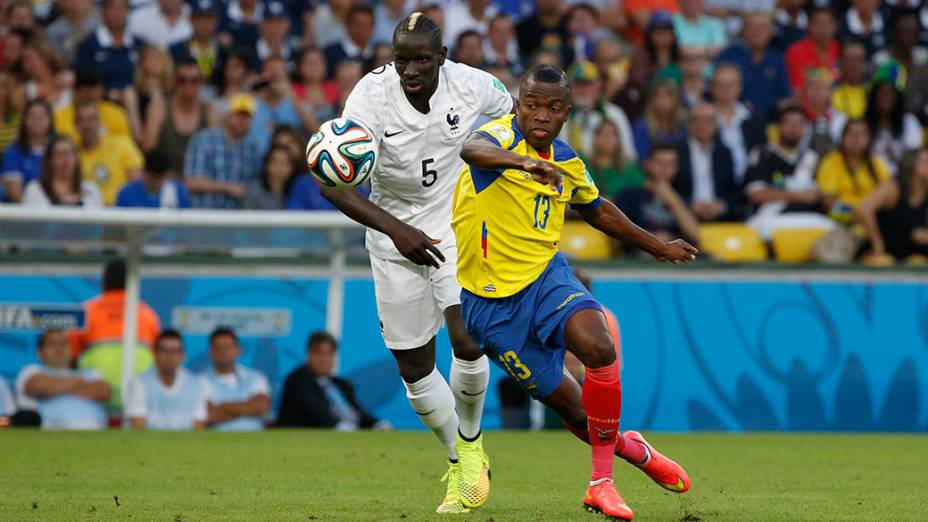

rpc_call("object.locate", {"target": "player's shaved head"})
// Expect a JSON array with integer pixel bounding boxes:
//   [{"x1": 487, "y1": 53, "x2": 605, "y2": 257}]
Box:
[{"x1": 394, "y1": 12, "x2": 442, "y2": 51}]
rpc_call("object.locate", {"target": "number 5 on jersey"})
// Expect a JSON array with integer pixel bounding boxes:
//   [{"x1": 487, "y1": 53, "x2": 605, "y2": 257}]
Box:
[{"x1": 421, "y1": 158, "x2": 437, "y2": 187}]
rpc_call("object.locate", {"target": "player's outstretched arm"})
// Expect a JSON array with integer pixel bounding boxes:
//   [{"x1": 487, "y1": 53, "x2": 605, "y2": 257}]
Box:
[
  {"x1": 320, "y1": 186, "x2": 446, "y2": 268},
  {"x1": 461, "y1": 133, "x2": 563, "y2": 189},
  {"x1": 577, "y1": 199, "x2": 699, "y2": 264}
]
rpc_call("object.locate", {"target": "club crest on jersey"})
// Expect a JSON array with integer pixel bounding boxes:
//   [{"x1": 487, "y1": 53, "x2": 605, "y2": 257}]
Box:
[{"x1": 446, "y1": 111, "x2": 460, "y2": 131}]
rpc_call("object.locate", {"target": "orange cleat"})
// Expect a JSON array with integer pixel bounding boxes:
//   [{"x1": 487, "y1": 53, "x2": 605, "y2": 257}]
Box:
[
  {"x1": 583, "y1": 479, "x2": 634, "y2": 521},
  {"x1": 623, "y1": 431, "x2": 691, "y2": 493}
]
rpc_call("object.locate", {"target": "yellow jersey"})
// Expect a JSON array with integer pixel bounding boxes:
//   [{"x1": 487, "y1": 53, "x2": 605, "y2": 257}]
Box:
[
  {"x1": 452, "y1": 115, "x2": 601, "y2": 298},
  {"x1": 816, "y1": 150, "x2": 890, "y2": 209}
]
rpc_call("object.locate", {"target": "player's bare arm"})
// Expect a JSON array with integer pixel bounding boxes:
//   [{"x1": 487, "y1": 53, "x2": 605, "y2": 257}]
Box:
[
  {"x1": 320, "y1": 186, "x2": 445, "y2": 268},
  {"x1": 576, "y1": 201, "x2": 698, "y2": 264},
  {"x1": 460, "y1": 133, "x2": 563, "y2": 189}
]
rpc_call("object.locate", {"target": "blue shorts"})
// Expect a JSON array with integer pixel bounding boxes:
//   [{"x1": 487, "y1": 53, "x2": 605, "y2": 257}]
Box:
[{"x1": 460, "y1": 253, "x2": 602, "y2": 399}]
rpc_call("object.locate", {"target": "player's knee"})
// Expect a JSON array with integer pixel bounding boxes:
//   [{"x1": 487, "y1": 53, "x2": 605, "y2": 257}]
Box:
[
  {"x1": 563, "y1": 409, "x2": 588, "y2": 431},
  {"x1": 449, "y1": 333, "x2": 482, "y2": 361},
  {"x1": 580, "y1": 338, "x2": 617, "y2": 369},
  {"x1": 396, "y1": 359, "x2": 434, "y2": 383}
]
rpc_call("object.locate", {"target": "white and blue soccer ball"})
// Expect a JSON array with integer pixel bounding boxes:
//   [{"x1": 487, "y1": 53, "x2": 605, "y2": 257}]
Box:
[{"x1": 305, "y1": 118, "x2": 378, "y2": 189}]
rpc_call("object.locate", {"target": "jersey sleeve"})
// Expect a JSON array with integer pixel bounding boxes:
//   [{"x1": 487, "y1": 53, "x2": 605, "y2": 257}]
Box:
[
  {"x1": 474, "y1": 117, "x2": 517, "y2": 150},
  {"x1": 567, "y1": 158, "x2": 602, "y2": 209},
  {"x1": 123, "y1": 377, "x2": 147, "y2": 419},
  {"x1": 341, "y1": 73, "x2": 385, "y2": 137},
  {"x1": 472, "y1": 68, "x2": 513, "y2": 119}
]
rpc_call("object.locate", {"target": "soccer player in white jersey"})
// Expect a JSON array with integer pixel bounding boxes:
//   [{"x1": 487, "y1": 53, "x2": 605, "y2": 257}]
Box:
[
  {"x1": 321, "y1": 13, "x2": 513, "y2": 514},
  {"x1": 125, "y1": 330, "x2": 208, "y2": 430}
]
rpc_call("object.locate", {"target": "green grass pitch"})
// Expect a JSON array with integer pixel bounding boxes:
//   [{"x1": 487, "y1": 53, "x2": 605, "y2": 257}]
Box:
[{"x1": 2, "y1": 430, "x2": 926, "y2": 521}]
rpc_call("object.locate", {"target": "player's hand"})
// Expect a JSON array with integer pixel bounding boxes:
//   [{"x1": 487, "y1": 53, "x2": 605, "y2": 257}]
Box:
[
  {"x1": 389, "y1": 223, "x2": 446, "y2": 268},
  {"x1": 655, "y1": 239, "x2": 699, "y2": 264},
  {"x1": 522, "y1": 158, "x2": 563, "y2": 190}
]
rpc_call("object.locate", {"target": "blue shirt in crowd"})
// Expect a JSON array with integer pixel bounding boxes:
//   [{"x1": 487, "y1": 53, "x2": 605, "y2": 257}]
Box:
[
  {"x1": 116, "y1": 178, "x2": 192, "y2": 209},
  {"x1": 183, "y1": 128, "x2": 262, "y2": 209},
  {"x1": 249, "y1": 99, "x2": 302, "y2": 155},
  {"x1": 73, "y1": 26, "x2": 141, "y2": 90},
  {"x1": 1, "y1": 143, "x2": 44, "y2": 201},
  {"x1": 716, "y1": 42, "x2": 793, "y2": 117}
]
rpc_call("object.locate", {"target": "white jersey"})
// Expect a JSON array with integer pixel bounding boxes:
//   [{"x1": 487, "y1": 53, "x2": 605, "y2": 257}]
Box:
[{"x1": 342, "y1": 60, "x2": 513, "y2": 261}]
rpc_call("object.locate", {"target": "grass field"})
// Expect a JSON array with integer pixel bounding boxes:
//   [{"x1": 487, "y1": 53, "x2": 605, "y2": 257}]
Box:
[{"x1": 2, "y1": 430, "x2": 926, "y2": 521}]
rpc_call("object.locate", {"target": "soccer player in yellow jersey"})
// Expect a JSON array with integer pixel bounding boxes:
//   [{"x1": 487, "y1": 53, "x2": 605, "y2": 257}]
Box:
[{"x1": 452, "y1": 65, "x2": 698, "y2": 521}]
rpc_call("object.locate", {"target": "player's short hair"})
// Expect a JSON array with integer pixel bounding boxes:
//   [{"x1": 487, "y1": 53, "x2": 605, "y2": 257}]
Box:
[
  {"x1": 307, "y1": 331, "x2": 337, "y2": 352},
  {"x1": 523, "y1": 64, "x2": 571, "y2": 97},
  {"x1": 37, "y1": 328, "x2": 64, "y2": 350},
  {"x1": 209, "y1": 326, "x2": 238, "y2": 345},
  {"x1": 155, "y1": 329, "x2": 184, "y2": 351},
  {"x1": 102, "y1": 258, "x2": 126, "y2": 291},
  {"x1": 393, "y1": 12, "x2": 442, "y2": 51}
]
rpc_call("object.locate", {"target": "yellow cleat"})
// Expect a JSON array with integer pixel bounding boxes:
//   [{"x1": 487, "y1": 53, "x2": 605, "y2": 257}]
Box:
[
  {"x1": 436, "y1": 461, "x2": 470, "y2": 514},
  {"x1": 456, "y1": 434, "x2": 491, "y2": 509}
]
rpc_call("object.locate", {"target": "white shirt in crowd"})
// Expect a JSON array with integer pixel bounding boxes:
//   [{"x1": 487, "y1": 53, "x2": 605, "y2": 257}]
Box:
[
  {"x1": 124, "y1": 367, "x2": 208, "y2": 431},
  {"x1": 21, "y1": 180, "x2": 104, "y2": 208},
  {"x1": 0, "y1": 376, "x2": 14, "y2": 417},
  {"x1": 442, "y1": 0, "x2": 499, "y2": 48},
  {"x1": 128, "y1": 4, "x2": 192, "y2": 48},
  {"x1": 342, "y1": 59, "x2": 513, "y2": 262},
  {"x1": 15, "y1": 364, "x2": 108, "y2": 430},
  {"x1": 689, "y1": 137, "x2": 717, "y2": 203},
  {"x1": 716, "y1": 103, "x2": 751, "y2": 183}
]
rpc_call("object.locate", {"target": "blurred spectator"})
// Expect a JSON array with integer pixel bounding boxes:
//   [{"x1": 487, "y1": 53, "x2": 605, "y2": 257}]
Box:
[
  {"x1": 0, "y1": 375, "x2": 14, "y2": 426},
  {"x1": 583, "y1": 120, "x2": 645, "y2": 200},
  {"x1": 74, "y1": 0, "x2": 141, "y2": 91},
  {"x1": 423, "y1": 4, "x2": 446, "y2": 37},
  {"x1": 516, "y1": 0, "x2": 568, "y2": 57},
  {"x1": 373, "y1": 0, "x2": 406, "y2": 45},
  {"x1": 673, "y1": 0, "x2": 726, "y2": 56},
  {"x1": 679, "y1": 46, "x2": 707, "y2": 107},
  {"x1": 839, "y1": 0, "x2": 887, "y2": 56},
  {"x1": 169, "y1": 0, "x2": 223, "y2": 86},
  {"x1": 445, "y1": 0, "x2": 498, "y2": 49},
  {"x1": 250, "y1": 55, "x2": 314, "y2": 154},
  {"x1": 201, "y1": 327, "x2": 271, "y2": 432},
  {"x1": 744, "y1": 105, "x2": 833, "y2": 240},
  {"x1": 564, "y1": 2, "x2": 599, "y2": 63},
  {"x1": 69, "y1": 258, "x2": 159, "y2": 409},
  {"x1": 632, "y1": 78, "x2": 687, "y2": 159},
  {"x1": 615, "y1": 143, "x2": 700, "y2": 255},
  {"x1": 785, "y1": 7, "x2": 838, "y2": 91},
  {"x1": 277, "y1": 331, "x2": 387, "y2": 430},
  {"x1": 832, "y1": 41, "x2": 869, "y2": 120},
  {"x1": 210, "y1": 50, "x2": 253, "y2": 121},
  {"x1": 592, "y1": 38, "x2": 622, "y2": 101},
  {"x1": 313, "y1": 0, "x2": 353, "y2": 50},
  {"x1": 55, "y1": 68, "x2": 131, "y2": 142},
  {"x1": 243, "y1": 145, "x2": 295, "y2": 209},
  {"x1": 863, "y1": 76, "x2": 923, "y2": 172},
  {"x1": 800, "y1": 68, "x2": 840, "y2": 156},
  {"x1": 856, "y1": 147, "x2": 928, "y2": 262},
  {"x1": 674, "y1": 102, "x2": 741, "y2": 221},
  {"x1": 484, "y1": 14, "x2": 523, "y2": 75},
  {"x1": 711, "y1": 63, "x2": 766, "y2": 183},
  {"x1": 219, "y1": 0, "x2": 262, "y2": 50},
  {"x1": 143, "y1": 59, "x2": 211, "y2": 174},
  {"x1": 116, "y1": 150, "x2": 191, "y2": 208},
  {"x1": 256, "y1": 1, "x2": 298, "y2": 69},
  {"x1": 15, "y1": 329, "x2": 110, "y2": 430},
  {"x1": 125, "y1": 330, "x2": 207, "y2": 430},
  {"x1": 185, "y1": 93, "x2": 262, "y2": 208},
  {"x1": 128, "y1": 0, "x2": 192, "y2": 48},
  {"x1": 291, "y1": 47, "x2": 336, "y2": 123},
  {"x1": 369, "y1": 42, "x2": 394, "y2": 71},
  {"x1": 716, "y1": 11, "x2": 792, "y2": 118},
  {"x1": 2, "y1": 99, "x2": 53, "y2": 203},
  {"x1": 22, "y1": 136, "x2": 103, "y2": 207},
  {"x1": 454, "y1": 30, "x2": 486, "y2": 68},
  {"x1": 287, "y1": 174, "x2": 336, "y2": 210},
  {"x1": 816, "y1": 119, "x2": 892, "y2": 216},
  {"x1": 333, "y1": 59, "x2": 363, "y2": 115},
  {"x1": 771, "y1": 0, "x2": 808, "y2": 51},
  {"x1": 126, "y1": 45, "x2": 174, "y2": 141},
  {"x1": 620, "y1": 10, "x2": 678, "y2": 120},
  {"x1": 4, "y1": 0, "x2": 35, "y2": 32},
  {"x1": 874, "y1": 13, "x2": 928, "y2": 118},
  {"x1": 324, "y1": 4, "x2": 374, "y2": 79},
  {"x1": 560, "y1": 60, "x2": 636, "y2": 161},
  {"x1": 625, "y1": 0, "x2": 680, "y2": 45},
  {"x1": 75, "y1": 101, "x2": 143, "y2": 206},
  {"x1": 21, "y1": 42, "x2": 71, "y2": 110},
  {"x1": 45, "y1": 0, "x2": 99, "y2": 62},
  {"x1": 703, "y1": 0, "x2": 775, "y2": 39}
]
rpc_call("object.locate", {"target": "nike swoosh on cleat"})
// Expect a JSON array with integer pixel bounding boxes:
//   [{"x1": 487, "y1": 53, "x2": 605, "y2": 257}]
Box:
[
  {"x1": 460, "y1": 389, "x2": 486, "y2": 396},
  {"x1": 384, "y1": 130, "x2": 404, "y2": 137},
  {"x1": 414, "y1": 408, "x2": 437, "y2": 416}
]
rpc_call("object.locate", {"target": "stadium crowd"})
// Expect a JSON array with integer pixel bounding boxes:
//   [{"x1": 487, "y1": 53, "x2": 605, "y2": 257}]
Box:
[{"x1": 2, "y1": 0, "x2": 928, "y2": 264}]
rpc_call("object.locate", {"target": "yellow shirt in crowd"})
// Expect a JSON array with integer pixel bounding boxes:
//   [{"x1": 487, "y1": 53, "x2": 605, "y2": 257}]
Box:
[
  {"x1": 79, "y1": 135, "x2": 144, "y2": 206},
  {"x1": 816, "y1": 150, "x2": 891, "y2": 209},
  {"x1": 55, "y1": 101, "x2": 133, "y2": 142}
]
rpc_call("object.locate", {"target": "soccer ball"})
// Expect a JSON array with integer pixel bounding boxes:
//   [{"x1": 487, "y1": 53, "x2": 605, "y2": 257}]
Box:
[{"x1": 305, "y1": 118, "x2": 378, "y2": 189}]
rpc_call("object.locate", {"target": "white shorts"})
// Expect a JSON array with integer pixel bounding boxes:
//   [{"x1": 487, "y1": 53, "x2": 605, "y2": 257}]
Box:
[{"x1": 370, "y1": 246, "x2": 461, "y2": 350}]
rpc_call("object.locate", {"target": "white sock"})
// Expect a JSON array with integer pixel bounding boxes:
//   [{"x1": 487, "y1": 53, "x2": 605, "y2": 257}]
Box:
[
  {"x1": 404, "y1": 367, "x2": 459, "y2": 460},
  {"x1": 450, "y1": 355, "x2": 490, "y2": 440}
]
